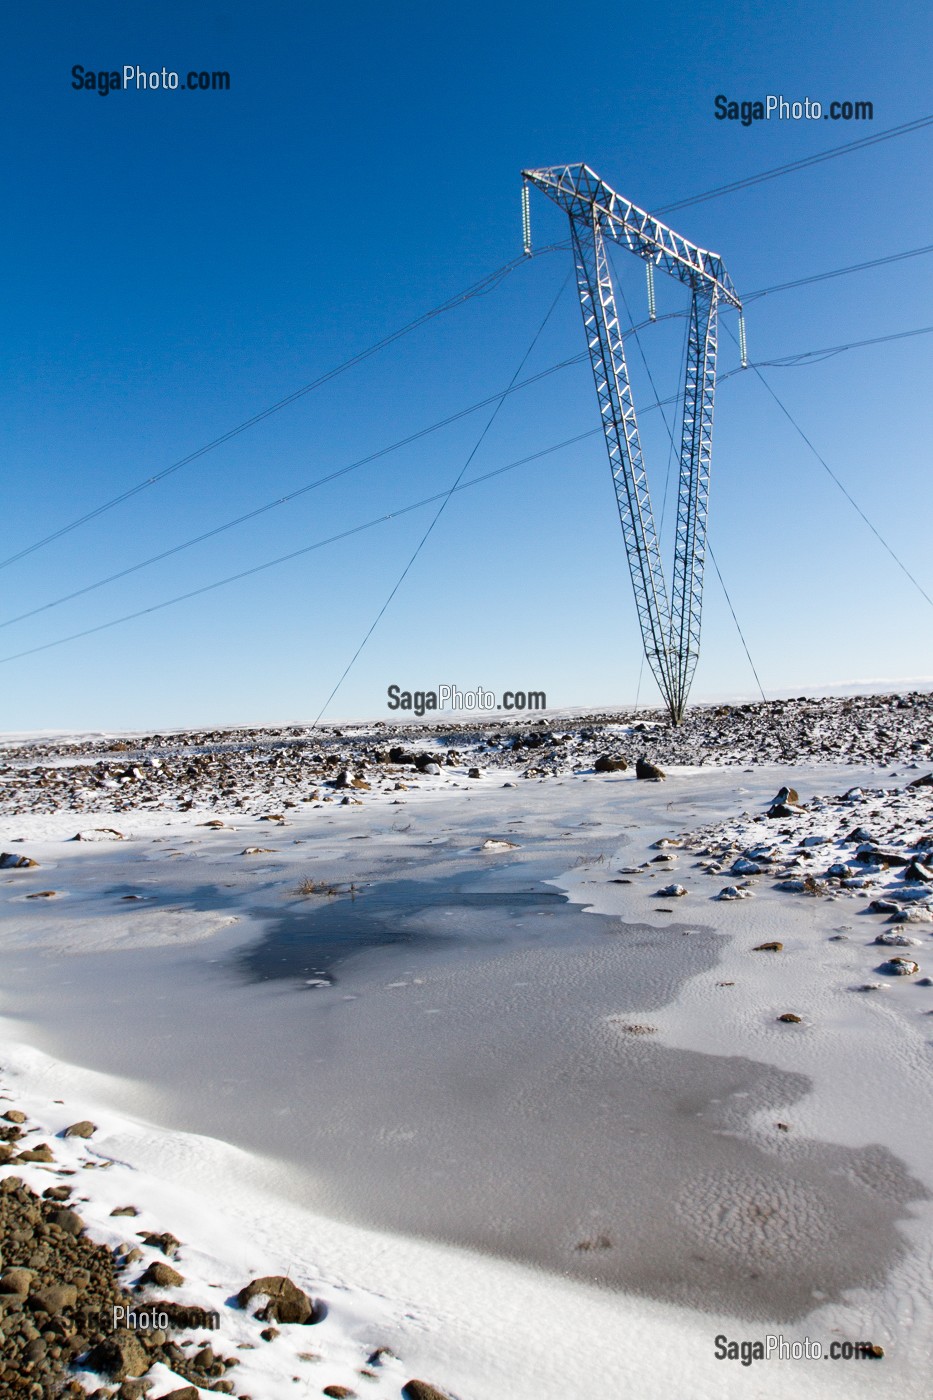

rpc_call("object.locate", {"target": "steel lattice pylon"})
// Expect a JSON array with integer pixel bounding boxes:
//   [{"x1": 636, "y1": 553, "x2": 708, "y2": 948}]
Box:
[{"x1": 522, "y1": 164, "x2": 743, "y2": 724}]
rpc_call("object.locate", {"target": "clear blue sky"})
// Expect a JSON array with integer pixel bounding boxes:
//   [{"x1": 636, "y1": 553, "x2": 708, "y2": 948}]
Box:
[{"x1": 2, "y1": 0, "x2": 931, "y2": 731}]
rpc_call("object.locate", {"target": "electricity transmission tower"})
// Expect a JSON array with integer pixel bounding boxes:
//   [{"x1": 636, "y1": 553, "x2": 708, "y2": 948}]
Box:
[{"x1": 522, "y1": 165, "x2": 744, "y2": 724}]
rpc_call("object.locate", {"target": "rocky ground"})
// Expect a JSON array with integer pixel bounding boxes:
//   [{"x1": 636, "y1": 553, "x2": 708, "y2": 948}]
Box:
[
  {"x1": 604, "y1": 769, "x2": 933, "y2": 990},
  {"x1": 1, "y1": 692, "x2": 931, "y2": 820},
  {"x1": 0, "y1": 1088, "x2": 453, "y2": 1400},
  {"x1": 2, "y1": 689, "x2": 932, "y2": 1396}
]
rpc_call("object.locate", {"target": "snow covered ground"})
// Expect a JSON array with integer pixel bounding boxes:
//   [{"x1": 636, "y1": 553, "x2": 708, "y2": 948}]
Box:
[{"x1": 1, "y1": 701, "x2": 932, "y2": 1398}]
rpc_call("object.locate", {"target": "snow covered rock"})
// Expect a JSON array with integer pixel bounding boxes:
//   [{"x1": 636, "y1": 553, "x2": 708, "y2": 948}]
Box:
[{"x1": 878, "y1": 957, "x2": 920, "y2": 976}]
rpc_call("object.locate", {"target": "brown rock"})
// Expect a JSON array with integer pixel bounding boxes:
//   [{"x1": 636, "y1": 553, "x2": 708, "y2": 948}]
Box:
[
  {"x1": 402, "y1": 1383, "x2": 453, "y2": 1400},
  {"x1": 753, "y1": 941, "x2": 783, "y2": 952},
  {"x1": 16, "y1": 1142, "x2": 55, "y2": 1163},
  {"x1": 85, "y1": 1329, "x2": 150, "y2": 1380},
  {"x1": 635, "y1": 757, "x2": 665, "y2": 781},
  {"x1": 140, "y1": 1231, "x2": 180, "y2": 1257},
  {"x1": 64, "y1": 1120, "x2": 97, "y2": 1138},
  {"x1": 48, "y1": 1206, "x2": 85, "y2": 1234},
  {"x1": 238, "y1": 1275, "x2": 315, "y2": 1324},
  {"x1": 0, "y1": 851, "x2": 39, "y2": 868},
  {"x1": 0, "y1": 1267, "x2": 35, "y2": 1297},
  {"x1": 594, "y1": 755, "x2": 628, "y2": 773},
  {"x1": 29, "y1": 1282, "x2": 78, "y2": 1314},
  {"x1": 140, "y1": 1261, "x2": 184, "y2": 1287},
  {"x1": 118, "y1": 1382, "x2": 154, "y2": 1400},
  {"x1": 777, "y1": 1013, "x2": 803, "y2": 1023}
]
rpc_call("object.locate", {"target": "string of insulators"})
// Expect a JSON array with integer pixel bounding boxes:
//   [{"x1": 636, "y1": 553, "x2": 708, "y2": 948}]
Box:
[
  {"x1": 521, "y1": 183, "x2": 532, "y2": 256},
  {"x1": 646, "y1": 260, "x2": 657, "y2": 321},
  {"x1": 738, "y1": 314, "x2": 748, "y2": 368}
]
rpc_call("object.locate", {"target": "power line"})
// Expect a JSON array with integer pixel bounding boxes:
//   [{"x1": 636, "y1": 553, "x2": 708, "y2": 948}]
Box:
[
  {"x1": 0, "y1": 431, "x2": 595, "y2": 667},
  {"x1": 309, "y1": 274, "x2": 573, "y2": 725},
  {"x1": 1, "y1": 306, "x2": 687, "y2": 632},
  {"x1": 744, "y1": 323, "x2": 933, "y2": 367},
  {"x1": 0, "y1": 347, "x2": 596, "y2": 630},
  {"x1": 3, "y1": 317, "x2": 927, "y2": 656},
  {"x1": 656, "y1": 114, "x2": 933, "y2": 215},
  {"x1": 725, "y1": 325, "x2": 933, "y2": 611},
  {"x1": 707, "y1": 542, "x2": 767, "y2": 702},
  {"x1": 743, "y1": 243, "x2": 933, "y2": 301},
  {"x1": 0, "y1": 248, "x2": 564, "y2": 574},
  {"x1": 4, "y1": 122, "x2": 929, "y2": 577}
]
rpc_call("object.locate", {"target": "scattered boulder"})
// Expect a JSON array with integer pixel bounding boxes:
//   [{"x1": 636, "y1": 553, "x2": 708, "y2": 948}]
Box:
[
  {"x1": 777, "y1": 1013, "x2": 802, "y2": 1024},
  {"x1": 85, "y1": 1330, "x2": 150, "y2": 1380},
  {"x1": 869, "y1": 898, "x2": 900, "y2": 914},
  {"x1": 594, "y1": 755, "x2": 628, "y2": 773},
  {"x1": 753, "y1": 941, "x2": 783, "y2": 952},
  {"x1": 71, "y1": 828, "x2": 125, "y2": 841},
  {"x1": 889, "y1": 906, "x2": 933, "y2": 924},
  {"x1": 716, "y1": 886, "x2": 754, "y2": 901},
  {"x1": 402, "y1": 1384, "x2": 453, "y2": 1400},
  {"x1": 49, "y1": 1206, "x2": 84, "y2": 1235},
  {"x1": 237, "y1": 1275, "x2": 322, "y2": 1325},
  {"x1": 731, "y1": 857, "x2": 762, "y2": 875},
  {"x1": 0, "y1": 851, "x2": 39, "y2": 868},
  {"x1": 28, "y1": 1282, "x2": 78, "y2": 1314},
  {"x1": 481, "y1": 838, "x2": 519, "y2": 851},
  {"x1": 0, "y1": 1267, "x2": 34, "y2": 1297},
  {"x1": 656, "y1": 884, "x2": 687, "y2": 897},
  {"x1": 879, "y1": 957, "x2": 920, "y2": 976},
  {"x1": 63, "y1": 1119, "x2": 97, "y2": 1139},
  {"x1": 635, "y1": 757, "x2": 665, "y2": 781},
  {"x1": 140, "y1": 1261, "x2": 184, "y2": 1287},
  {"x1": 771, "y1": 786, "x2": 800, "y2": 805},
  {"x1": 16, "y1": 1142, "x2": 55, "y2": 1163},
  {"x1": 908, "y1": 773, "x2": 933, "y2": 788},
  {"x1": 767, "y1": 803, "x2": 796, "y2": 819},
  {"x1": 855, "y1": 846, "x2": 910, "y2": 867},
  {"x1": 140, "y1": 1231, "x2": 181, "y2": 1257}
]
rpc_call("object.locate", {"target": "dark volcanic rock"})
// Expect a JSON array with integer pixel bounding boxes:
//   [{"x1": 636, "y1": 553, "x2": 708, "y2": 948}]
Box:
[{"x1": 594, "y1": 755, "x2": 628, "y2": 772}]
